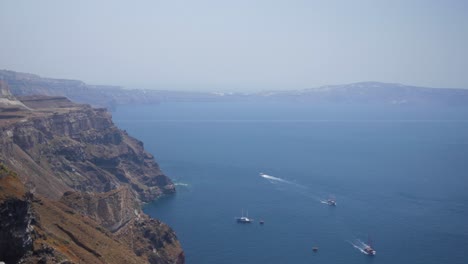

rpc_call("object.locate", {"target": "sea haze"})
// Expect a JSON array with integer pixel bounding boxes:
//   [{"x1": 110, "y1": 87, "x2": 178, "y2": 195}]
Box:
[{"x1": 113, "y1": 102, "x2": 468, "y2": 264}]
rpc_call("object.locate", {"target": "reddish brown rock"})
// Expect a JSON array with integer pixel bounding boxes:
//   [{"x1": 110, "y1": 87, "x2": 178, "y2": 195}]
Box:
[{"x1": 0, "y1": 89, "x2": 184, "y2": 264}]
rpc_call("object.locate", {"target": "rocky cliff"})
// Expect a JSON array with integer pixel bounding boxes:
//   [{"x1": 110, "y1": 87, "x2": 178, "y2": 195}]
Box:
[
  {"x1": 0, "y1": 84, "x2": 184, "y2": 263},
  {"x1": 0, "y1": 165, "x2": 34, "y2": 263},
  {"x1": 0, "y1": 80, "x2": 29, "y2": 111},
  {"x1": 1, "y1": 95, "x2": 175, "y2": 202},
  {"x1": 0, "y1": 166, "x2": 184, "y2": 264}
]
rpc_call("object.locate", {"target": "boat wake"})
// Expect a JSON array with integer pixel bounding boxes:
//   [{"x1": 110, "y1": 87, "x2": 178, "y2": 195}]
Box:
[
  {"x1": 348, "y1": 239, "x2": 371, "y2": 255},
  {"x1": 174, "y1": 182, "x2": 189, "y2": 187},
  {"x1": 260, "y1": 173, "x2": 292, "y2": 184},
  {"x1": 259, "y1": 173, "x2": 307, "y2": 188},
  {"x1": 319, "y1": 195, "x2": 337, "y2": 206},
  {"x1": 258, "y1": 173, "x2": 330, "y2": 203}
]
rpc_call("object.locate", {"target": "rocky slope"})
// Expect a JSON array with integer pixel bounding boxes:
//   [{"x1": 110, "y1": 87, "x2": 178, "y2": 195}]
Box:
[
  {"x1": 0, "y1": 166, "x2": 184, "y2": 264},
  {"x1": 0, "y1": 83, "x2": 184, "y2": 263}
]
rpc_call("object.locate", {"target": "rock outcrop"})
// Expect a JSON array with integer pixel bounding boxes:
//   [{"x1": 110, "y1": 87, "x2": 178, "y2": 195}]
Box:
[
  {"x1": 0, "y1": 82, "x2": 184, "y2": 263},
  {"x1": 60, "y1": 187, "x2": 139, "y2": 232},
  {"x1": 0, "y1": 80, "x2": 29, "y2": 111},
  {"x1": 115, "y1": 215, "x2": 185, "y2": 264},
  {"x1": 0, "y1": 165, "x2": 34, "y2": 264}
]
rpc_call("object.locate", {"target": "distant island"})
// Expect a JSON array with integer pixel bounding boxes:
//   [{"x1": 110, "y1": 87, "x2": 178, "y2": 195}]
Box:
[{"x1": 1, "y1": 69, "x2": 468, "y2": 110}]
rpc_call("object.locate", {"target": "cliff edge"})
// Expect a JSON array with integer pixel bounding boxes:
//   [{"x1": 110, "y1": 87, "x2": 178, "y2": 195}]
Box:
[{"x1": 0, "y1": 82, "x2": 184, "y2": 263}]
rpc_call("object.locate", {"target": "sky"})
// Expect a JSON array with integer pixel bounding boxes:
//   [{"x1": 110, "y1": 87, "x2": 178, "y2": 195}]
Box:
[{"x1": 1, "y1": 0, "x2": 467, "y2": 91}]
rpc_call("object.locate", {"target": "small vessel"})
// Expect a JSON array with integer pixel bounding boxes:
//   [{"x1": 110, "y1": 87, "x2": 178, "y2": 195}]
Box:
[
  {"x1": 364, "y1": 245, "x2": 376, "y2": 255},
  {"x1": 322, "y1": 195, "x2": 336, "y2": 206},
  {"x1": 312, "y1": 247, "x2": 318, "y2": 252},
  {"x1": 236, "y1": 209, "x2": 253, "y2": 223},
  {"x1": 364, "y1": 236, "x2": 376, "y2": 256},
  {"x1": 326, "y1": 198, "x2": 336, "y2": 206},
  {"x1": 259, "y1": 220, "x2": 264, "y2": 225}
]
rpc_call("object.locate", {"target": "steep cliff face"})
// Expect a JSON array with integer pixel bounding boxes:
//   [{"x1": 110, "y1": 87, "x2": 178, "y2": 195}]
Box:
[
  {"x1": 1, "y1": 166, "x2": 184, "y2": 263},
  {"x1": 59, "y1": 188, "x2": 184, "y2": 263},
  {"x1": 60, "y1": 187, "x2": 139, "y2": 232},
  {"x1": 115, "y1": 215, "x2": 185, "y2": 264},
  {"x1": 0, "y1": 96, "x2": 174, "y2": 202},
  {"x1": 0, "y1": 80, "x2": 14, "y2": 98},
  {"x1": 0, "y1": 165, "x2": 34, "y2": 264},
  {"x1": 0, "y1": 169, "x2": 150, "y2": 263},
  {"x1": 0, "y1": 83, "x2": 184, "y2": 263},
  {"x1": 0, "y1": 80, "x2": 29, "y2": 110}
]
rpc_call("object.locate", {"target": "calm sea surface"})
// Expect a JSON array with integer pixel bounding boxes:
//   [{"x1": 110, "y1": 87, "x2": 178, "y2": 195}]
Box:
[{"x1": 113, "y1": 102, "x2": 468, "y2": 264}]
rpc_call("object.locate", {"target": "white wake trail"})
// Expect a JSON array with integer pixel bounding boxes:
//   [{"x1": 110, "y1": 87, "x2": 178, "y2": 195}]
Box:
[
  {"x1": 259, "y1": 173, "x2": 324, "y2": 202},
  {"x1": 347, "y1": 240, "x2": 369, "y2": 255},
  {"x1": 260, "y1": 173, "x2": 292, "y2": 184}
]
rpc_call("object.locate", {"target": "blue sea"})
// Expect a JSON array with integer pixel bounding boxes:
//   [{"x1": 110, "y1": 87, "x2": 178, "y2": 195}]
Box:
[{"x1": 113, "y1": 102, "x2": 468, "y2": 264}]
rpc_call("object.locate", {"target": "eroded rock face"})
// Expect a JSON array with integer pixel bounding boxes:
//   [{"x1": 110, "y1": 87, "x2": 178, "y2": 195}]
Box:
[
  {"x1": 60, "y1": 186, "x2": 139, "y2": 232},
  {"x1": 0, "y1": 197, "x2": 34, "y2": 263},
  {"x1": 0, "y1": 171, "x2": 161, "y2": 264},
  {"x1": 0, "y1": 97, "x2": 175, "y2": 202},
  {"x1": 0, "y1": 80, "x2": 30, "y2": 111},
  {"x1": 115, "y1": 215, "x2": 185, "y2": 264},
  {"x1": 0, "y1": 93, "x2": 184, "y2": 263},
  {"x1": 0, "y1": 80, "x2": 14, "y2": 98},
  {"x1": 58, "y1": 187, "x2": 184, "y2": 264}
]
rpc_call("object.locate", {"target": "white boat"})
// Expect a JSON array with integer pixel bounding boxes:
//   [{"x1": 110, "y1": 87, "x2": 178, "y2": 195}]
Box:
[{"x1": 236, "y1": 209, "x2": 253, "y2": 223}]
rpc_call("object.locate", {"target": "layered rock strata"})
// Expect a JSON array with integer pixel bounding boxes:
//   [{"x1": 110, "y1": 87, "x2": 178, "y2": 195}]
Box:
[{"x1": 0, "y1": 84, "x2": 184, "y2": 263}]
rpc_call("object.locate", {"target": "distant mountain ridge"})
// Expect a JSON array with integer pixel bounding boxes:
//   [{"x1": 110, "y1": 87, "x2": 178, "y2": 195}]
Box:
[
  {"x1": 0, "y1": 70, "x2": 230, "y2": 109},
  {"x1": 2, "y1": 69, "x2": 467, "y2": 108},
  {"x1": 255, "y1": 81, "x2": 468, "y2": 106}
]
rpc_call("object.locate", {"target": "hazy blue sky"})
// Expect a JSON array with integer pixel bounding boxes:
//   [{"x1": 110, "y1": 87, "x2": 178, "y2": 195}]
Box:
[{"x1": 1, "y1": 0, "x2": 467, "y2": 91}]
